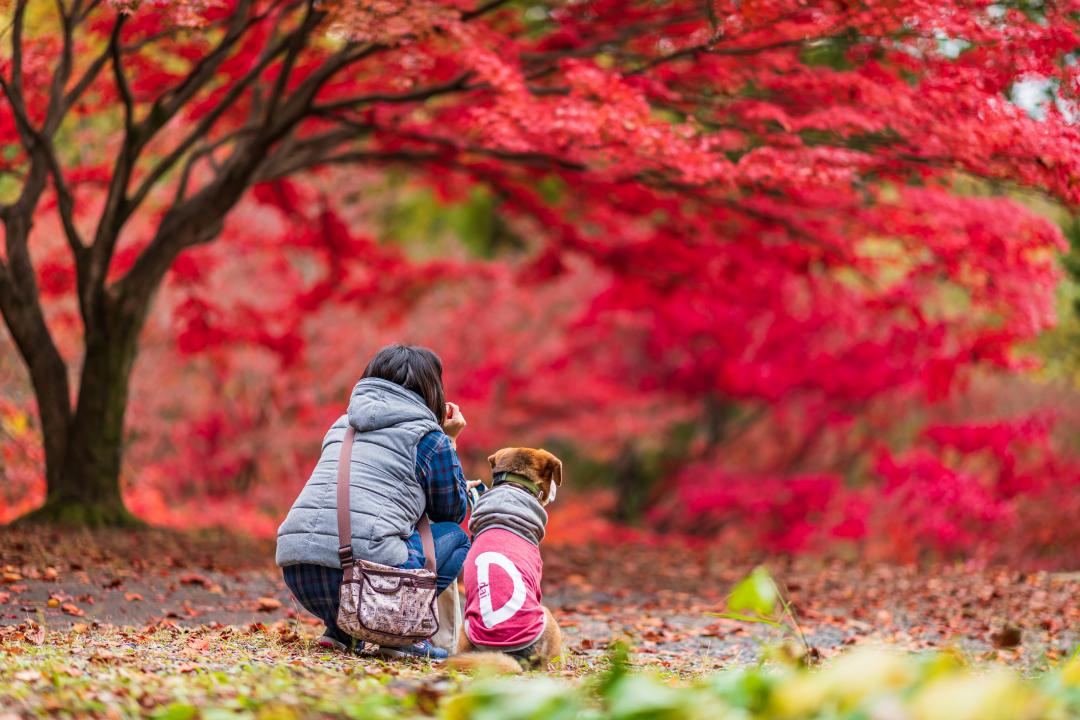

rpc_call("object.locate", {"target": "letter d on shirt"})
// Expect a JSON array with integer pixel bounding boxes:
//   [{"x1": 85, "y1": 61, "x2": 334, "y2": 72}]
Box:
[{"x1": 474, "y1": 551, "x2": 527, "y2": 628}]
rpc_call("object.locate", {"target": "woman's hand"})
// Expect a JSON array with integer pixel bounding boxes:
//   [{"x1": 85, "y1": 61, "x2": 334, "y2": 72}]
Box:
[
  {"x1": 443, "y1": 402, "x2": 466, "y2": 440},
  {"x1": 466, "y1": 479, "x2": 485, "y2": 506}
]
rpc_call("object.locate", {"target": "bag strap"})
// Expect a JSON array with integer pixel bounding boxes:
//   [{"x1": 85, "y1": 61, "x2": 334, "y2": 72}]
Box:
[
  {"x1": 416, "y1": 514, "x2": 436, "y2": 573},
  {"x1": 336, "y1": 426, "x2": 438, "y2": 574},
  {"x1": 336, "y1": 427, "x2": 357, "y2": 567}
]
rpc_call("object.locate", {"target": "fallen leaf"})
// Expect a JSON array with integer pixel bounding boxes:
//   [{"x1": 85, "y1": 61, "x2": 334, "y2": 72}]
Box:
[
  {"x1": 2, "y1": 572, "x2": 22, "y2": 584},
  {"x1": 187, "y1": 638, "x2": 210, "y2": 652},
  {"x1": 61, "y1": 603, "x2": 85, "y2": 617},
  {"x1": 27, "y1": 626, "x2": 45, "y2": 645},
  {"x1": 992, "y1": 624, "x2": 1023, "y2": 649},
  {"x1": 47, "y1": 598, "x2": 60, "y2": 608},
  {"x1": 125, "y1": 592, "x2": 143, "y2": 602},
  {"x1": 256, "y1": 597, "x2": 282, "y2": 612},
  {"x1": 178, "y1": 574, "x2": 210, "y2": 588},
  {"x1": 14, "y1": 669, "x2": 39, "y2": 682}
]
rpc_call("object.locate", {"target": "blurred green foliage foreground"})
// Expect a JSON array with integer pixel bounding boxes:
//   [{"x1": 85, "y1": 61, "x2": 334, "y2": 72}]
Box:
[
  {"x1": 450, "y1": 645, "x2": 1080, "y2": 720},
  {"x1": 3, "y1": 626, "x2": 1080, "y2": 720}
]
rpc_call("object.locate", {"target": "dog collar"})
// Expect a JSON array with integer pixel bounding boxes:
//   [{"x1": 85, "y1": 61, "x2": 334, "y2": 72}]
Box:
[{"x1": 492, "y1": 471, "x2": 544, "y2": 501}]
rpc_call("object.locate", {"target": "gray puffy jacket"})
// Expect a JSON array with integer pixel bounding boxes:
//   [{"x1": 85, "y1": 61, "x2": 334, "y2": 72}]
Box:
[{"x1": 275, "y1": 378, "x2": 442, "y2": 569}]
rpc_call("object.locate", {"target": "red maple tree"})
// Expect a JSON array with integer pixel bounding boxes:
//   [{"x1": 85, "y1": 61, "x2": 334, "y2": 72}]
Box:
[{"x1": 1, "y1": 0, "x2": 1078, "y2": 531}]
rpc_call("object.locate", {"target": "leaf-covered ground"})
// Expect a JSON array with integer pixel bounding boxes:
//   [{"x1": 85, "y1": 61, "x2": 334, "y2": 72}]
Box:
[{"x1": 2, "y1": 528, "x2": 1079, "y2": 716}]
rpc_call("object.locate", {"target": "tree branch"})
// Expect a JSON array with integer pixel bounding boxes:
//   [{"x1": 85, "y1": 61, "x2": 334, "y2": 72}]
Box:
[
  {"x1": 126, "y1": 5, "x2": 317, "y2": 216},
  {"x1": 63, "y1": 42, "x2": 113, "y2": 112},
  {"x1": 261, "y1": 1, "x2": 317, "y2": 121},
  {"x1": 145, "y1": 0, "x2": 262, "y2": 125},
  {"x1": 4, "y1": 2, "x2": 34, "y2": 150},
  {"x1": 110, "y1": 17, "x2": 135, "y2": 136},
  {"x1": 0, "y1": 3, "x2": 73, "y2": 450},
  {"x1": 85, "y1": 1, "x2": 273, "y2": 317},
  {"x1": 312, "y1": 72, "x2": 475, "y2": 115},
  {"x1": 112, "y1": 0, "x2": 515, "y2": 324},
  {"x1": 75, "y1": 0, "x2": 103, "y2": 24},
  {"x1": 461, "y1": 0, "x2": 512, "y2": 22},
  {"x1": 173, "y1": 130, "x2": 256, "y2": 204},
  {"x1": 0, "y1": 2, "x2": 86, "y2": 261},
  {"x1": 253, "y1": 125, "x2": 373, "y2": 181}
]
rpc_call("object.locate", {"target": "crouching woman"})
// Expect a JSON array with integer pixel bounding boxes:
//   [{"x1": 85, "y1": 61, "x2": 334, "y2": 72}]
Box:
[{"x1": 276, "y1": 345, "x2": 471, "y2": 660}]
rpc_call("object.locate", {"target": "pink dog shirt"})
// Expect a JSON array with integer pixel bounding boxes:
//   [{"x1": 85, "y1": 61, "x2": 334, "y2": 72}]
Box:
[{"x1": 463, "y1": 528, "x2": 545, "y2": 648}]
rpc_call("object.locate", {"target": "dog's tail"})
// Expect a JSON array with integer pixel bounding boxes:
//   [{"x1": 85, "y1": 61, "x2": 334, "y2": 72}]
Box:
[{"x1": 446, "y1": 652, "x2": 524, "y2": 675}]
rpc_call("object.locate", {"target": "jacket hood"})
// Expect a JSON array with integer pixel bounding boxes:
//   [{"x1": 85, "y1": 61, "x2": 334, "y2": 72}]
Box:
[
  {"x1": 469, "y1": 483, "x2": 548, "y2": 546},
  {"x1": 347, "y1": 377, "x2": 438, "y2": 432}
]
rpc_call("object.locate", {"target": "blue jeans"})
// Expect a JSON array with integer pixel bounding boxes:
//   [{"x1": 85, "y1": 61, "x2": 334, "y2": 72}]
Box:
[
  {"x1": 281, "y1": 522, "x2": 470, "y2": 644},
  {"x1": 431, "y1": 521, "x2": 471, "y2": 591}
]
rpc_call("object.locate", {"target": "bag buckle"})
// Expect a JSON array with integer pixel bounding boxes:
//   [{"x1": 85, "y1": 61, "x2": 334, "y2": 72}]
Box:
[{"x1": 338, "y1": 545, "x2": 353, "y2": 564}]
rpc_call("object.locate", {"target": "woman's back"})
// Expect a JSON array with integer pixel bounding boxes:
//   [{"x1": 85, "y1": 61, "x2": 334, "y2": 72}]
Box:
[{"x1": 276, "y1": 377, "x2": 442, "y2": 568}]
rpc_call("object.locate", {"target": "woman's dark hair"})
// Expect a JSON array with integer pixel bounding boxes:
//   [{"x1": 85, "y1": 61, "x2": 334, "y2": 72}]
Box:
[{"x1": 362, "y1": 344, "x2": 446, "y2": 424}]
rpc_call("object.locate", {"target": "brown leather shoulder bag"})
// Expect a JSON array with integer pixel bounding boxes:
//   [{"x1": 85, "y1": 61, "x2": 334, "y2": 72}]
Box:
[{"x1": 335, "y1": 427, "x2": 440, "y2": 646}]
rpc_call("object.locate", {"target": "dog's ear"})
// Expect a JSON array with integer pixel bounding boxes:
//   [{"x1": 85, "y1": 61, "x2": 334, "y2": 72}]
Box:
[
  {"x1": 487, "y1": 452, "x2": 499, "y2": 469},
  {"x1": 539, "y1": 449, "x2": 563, "y2": 486}
]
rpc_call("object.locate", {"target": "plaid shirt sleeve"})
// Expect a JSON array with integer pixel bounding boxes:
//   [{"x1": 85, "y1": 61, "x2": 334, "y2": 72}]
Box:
[{"x1": 415, "y1": 430, "x2": 468, "y2": 524}]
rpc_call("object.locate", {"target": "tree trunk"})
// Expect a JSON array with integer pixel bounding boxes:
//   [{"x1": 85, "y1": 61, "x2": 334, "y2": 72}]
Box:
[{"x1": 18, "y1": 305, "x2": 143, "y2": 527}]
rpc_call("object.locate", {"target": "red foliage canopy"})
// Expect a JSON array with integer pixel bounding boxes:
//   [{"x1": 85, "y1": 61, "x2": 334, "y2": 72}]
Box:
[{"x1": 1, "y1": 0, "x2": 1079, "y2": 559}]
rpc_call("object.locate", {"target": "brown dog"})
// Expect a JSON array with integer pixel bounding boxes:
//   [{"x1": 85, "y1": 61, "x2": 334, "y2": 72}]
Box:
[{"x1": 450, "y1": 448, "x2": 563, "y2": 673}]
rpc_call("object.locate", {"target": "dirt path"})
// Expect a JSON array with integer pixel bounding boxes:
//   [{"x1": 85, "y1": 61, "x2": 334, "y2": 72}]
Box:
[{"x1": 3, "y1": 529, "x2": 1078, "y2": 672}]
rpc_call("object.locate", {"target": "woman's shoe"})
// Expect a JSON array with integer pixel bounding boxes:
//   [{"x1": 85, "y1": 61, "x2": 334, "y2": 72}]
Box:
[
  {"x1": 377, "y1": 640, "x2": 448, "y2": 661},
  {"x1": 317, "y1": 633, "x2": 364, "y2": 654}
]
